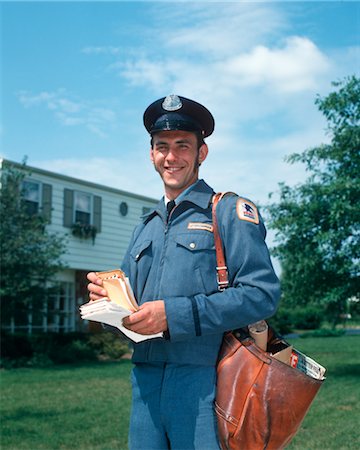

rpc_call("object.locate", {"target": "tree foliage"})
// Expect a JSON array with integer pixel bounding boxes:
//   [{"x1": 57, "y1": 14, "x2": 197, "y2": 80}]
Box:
[
  {"x1": 0, "y1": 161, "x2": 67, "y2": 328},
  {"x1": 267, "y1": 76, "x2": 360, "y2": 325}
]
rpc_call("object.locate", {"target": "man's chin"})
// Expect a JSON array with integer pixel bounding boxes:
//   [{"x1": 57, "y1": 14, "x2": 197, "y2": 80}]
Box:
[
  {"x1": 164, "y1": 181, "x2": 183, "y2": 191},
  {"x1": 162, "y1": 175, "x2": 183, "y2": 186}
]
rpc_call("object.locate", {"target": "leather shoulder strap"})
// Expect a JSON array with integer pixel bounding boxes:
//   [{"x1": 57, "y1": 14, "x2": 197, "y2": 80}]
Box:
[{"x1": 212, "y1": 192, "x2": 236, "y2": 290}]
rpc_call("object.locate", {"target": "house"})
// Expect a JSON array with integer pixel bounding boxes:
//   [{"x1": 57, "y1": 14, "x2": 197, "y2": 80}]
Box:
[{"x1": 1, "y1": 159, "x2": 159, "y2": 334}]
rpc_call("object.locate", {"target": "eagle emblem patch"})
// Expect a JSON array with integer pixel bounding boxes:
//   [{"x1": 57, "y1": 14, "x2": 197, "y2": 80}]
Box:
[{"x1": 236, "y1": 198, "x2": 259, "y2": 224}]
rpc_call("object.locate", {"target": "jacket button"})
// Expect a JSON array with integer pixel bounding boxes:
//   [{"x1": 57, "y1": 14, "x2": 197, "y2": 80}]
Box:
[{"x1": 189, "y1": 242, "x2": 196, "y2": 249}]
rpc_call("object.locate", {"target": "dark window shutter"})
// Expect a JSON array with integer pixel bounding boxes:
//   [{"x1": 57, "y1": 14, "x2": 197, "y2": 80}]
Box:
[
  {"x1": 63, "y1": 189, "x2": 74, "y2": 227},
  {"x1": 42, "y1": 183, "x2": 52, "y2": 222},
  {"x1": 93, "y1": 195, "x2": 102, "y2": 233}
]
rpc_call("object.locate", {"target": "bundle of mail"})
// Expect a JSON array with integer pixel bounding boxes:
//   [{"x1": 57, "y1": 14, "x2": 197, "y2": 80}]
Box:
[
  {"x1": 79, "y1": 269, "x2": 163, "y2": 343},
  {"x1": 249, "y1": 320, "x2": 326, "y2": 380},
  {"x1": 290, "y1": 349, "x2": 326, "y2": 380}
]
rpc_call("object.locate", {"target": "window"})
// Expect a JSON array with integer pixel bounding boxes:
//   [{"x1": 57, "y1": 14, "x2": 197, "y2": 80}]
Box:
[
  {"x1": 3, "y1": 281, "x2": 76, "y2": 334},
  {"x1": 74, "y1": 191, "x2": 92, "y2": 225},
  {"x1": 63, "y1": 189, "x2": 102, "y2": 232},
  {"x1": 21, "y1": 179, "x2": 52, "y2": 221},
  {"x1": 22, "y1": 180, "x2": 41, "y2": 215},
  {"x1": 46, "y1": 282, "x2": 76, "y2": 332}
]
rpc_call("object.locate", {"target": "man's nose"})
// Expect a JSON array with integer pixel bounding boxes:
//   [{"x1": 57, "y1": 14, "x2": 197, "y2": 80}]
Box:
[{"x1": 165, "y1": 147, "x2": 178, "y2": 161}]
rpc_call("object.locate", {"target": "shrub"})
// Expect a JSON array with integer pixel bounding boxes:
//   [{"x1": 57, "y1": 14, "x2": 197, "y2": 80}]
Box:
[
  {"x1": 0, "y1": 329, "x2": 130, "y2": 367},
  {"x1": 88, "y1": 331, "x2": 130, "y2": 360},
  {"x1": 300, "y1": 328, "x2": 345, "y2": 338},
  {"x1": 0, "y1": 331, "x2": 33, "y2": 359},
  {"x1": 27, "y1": 352, "x2": 54, "y2": 367},
  {"x1": 267, "y1": 303, "x2": 325, "y2": 335},
  {"x1": 54, "y1": 339, "x2": 97, "y2": 364},
  {"x1": 292, "y1": 306, "x2": 324, "y2": 330},
  {"x1": 268, "y1": 307, "x2": 294, "y2": 335}
]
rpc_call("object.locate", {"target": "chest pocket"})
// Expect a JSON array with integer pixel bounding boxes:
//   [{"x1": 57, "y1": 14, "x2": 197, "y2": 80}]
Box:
[
  {"x1": 175, "y1": 232, "x2": 215, "y2": 253},
  {"x1": 130, "y1": 239, "x2": 152, "y2": 262},
  {"x1": 129, "y1": 239, "x2": 153, "y2": 300},
  {"x1": 173, "y1": 232, "x2": 217, "y2": 295}
]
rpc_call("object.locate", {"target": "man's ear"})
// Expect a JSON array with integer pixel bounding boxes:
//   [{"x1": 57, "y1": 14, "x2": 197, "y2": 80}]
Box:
[
  {"x1": 198, "y1": 143, "x2": 209, "y2": 165},
  {"x1": 150, "y1": 148, "x2": 154, "y2": 164}
]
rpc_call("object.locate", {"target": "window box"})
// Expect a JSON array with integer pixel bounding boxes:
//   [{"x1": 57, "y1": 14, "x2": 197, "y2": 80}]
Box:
[{"x1": 71, "y1": 222, "x2": 97, "y2": 243}]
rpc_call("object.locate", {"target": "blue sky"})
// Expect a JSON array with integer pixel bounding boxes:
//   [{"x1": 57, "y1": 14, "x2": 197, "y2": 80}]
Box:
[{"x1": 2, "y1": 1, "x2": 359, "y2": 207}]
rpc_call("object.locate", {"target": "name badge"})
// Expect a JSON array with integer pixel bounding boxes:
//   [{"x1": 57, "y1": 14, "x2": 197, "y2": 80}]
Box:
[{"x1": 187, "y1": 222, "x2": 214, "y2": 232}]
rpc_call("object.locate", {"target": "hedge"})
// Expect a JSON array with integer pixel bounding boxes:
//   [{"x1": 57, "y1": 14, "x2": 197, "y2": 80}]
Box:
[{"x1": 0, "y1": 329, "x2": 130, "y2": 368}]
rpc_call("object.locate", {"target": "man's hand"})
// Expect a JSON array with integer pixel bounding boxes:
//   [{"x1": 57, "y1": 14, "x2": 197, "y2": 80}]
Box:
[
  {"x1": 87, "y1": 272, "x2": 108, "y2": 301},
  {"x1": 123, "y1": 301, "x2": 168, "y2": 335}
]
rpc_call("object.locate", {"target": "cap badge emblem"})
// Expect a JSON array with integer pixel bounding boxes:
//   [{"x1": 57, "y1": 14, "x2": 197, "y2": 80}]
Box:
[{"x1": 162, "y1": 94, "x2": 182, "y2": 111}]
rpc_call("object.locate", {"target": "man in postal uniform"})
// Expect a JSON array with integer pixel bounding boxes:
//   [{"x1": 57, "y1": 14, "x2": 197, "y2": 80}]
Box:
[{"x1": 87, "y1": 94, "x2": 281, "y2": 450}]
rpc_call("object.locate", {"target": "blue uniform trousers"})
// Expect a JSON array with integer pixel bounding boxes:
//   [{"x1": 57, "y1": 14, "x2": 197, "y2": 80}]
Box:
[{"x1": 129, "y1": 363, "x2": 220, "y2": 450}]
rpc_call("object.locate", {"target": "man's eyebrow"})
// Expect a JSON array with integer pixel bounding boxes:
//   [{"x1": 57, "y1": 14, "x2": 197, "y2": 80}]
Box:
[
  {"x1": 175, "y1": 139, "x2": 191, "y2": 144},
  {"x1": 154, "y1": 139, "x2": 191, "y2": 145}
]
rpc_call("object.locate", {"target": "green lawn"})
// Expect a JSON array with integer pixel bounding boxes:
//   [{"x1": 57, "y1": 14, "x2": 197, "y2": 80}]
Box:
[
  {"x1": 285, "y1": 335, "x2": 360, "y2": 450},
  {"x1": 1, "y1": 361, "x2": 132, "y2": 449},
  {"x1": 1, "y1": 335, "x2": 359, "y2": 449}
]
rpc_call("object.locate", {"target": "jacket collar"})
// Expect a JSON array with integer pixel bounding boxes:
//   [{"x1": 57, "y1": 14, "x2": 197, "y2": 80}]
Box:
[
  {"x1": 179, "y1": 179, "x2": 215, "y2": 209},
  {"x1": 142, "y1": 179, "x2": 214, "y2": 223}
]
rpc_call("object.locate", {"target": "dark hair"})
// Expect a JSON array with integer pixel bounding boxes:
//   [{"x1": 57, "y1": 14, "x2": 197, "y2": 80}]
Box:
[{"x1": 150, "y1": 131, "x2": 205, "y2": 150}]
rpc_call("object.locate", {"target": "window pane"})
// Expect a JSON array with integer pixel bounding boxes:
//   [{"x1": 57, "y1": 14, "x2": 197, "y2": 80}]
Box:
[
  {"x1": 75, "y1": 192, "x2": 91, "y2": 212},
  {"x1": 75, "y1": 210, "x2": 91, "y2": 225},
  {"x1": 25, "y1": 200, "x2": 39, "y2": 215},
  {"x1": 22, "y1": 181, "x2": 40, "y2": 215},
  {"x1": 23, "y1": 180, "x2": 40, "y2": 202}
]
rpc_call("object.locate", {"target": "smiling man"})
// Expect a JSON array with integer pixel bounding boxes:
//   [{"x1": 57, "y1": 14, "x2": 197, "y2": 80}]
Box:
[
  {"x1": 87, "y1": 94, "x2": 280, "y2": 450},
  {"x1": 150, "y1": 130, "x2": 208, "y2": 200}
]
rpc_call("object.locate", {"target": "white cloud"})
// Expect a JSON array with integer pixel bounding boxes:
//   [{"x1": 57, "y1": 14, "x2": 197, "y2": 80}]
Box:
[
  {"x1": 117, "y1": 59, "x2": 170, "y2": 90},
  {"x1": 17, "y1": 89, "x2": 116, "y2": 138},
  {"x1": 17, "y1": 90, "x2": 58, "y2": 108},
  {"x1": 116, "y1": 35, "x2": 330, "y2": 99},
  {"x1": 82, "y1": 46, "x2": 122, "y2": 55},
  {"x1": 223, "y1": 36, "x2": 330, "y2": 93},
  {"x1": 106, "y1": 4, "x2": 331, "y2": 128},
  {"x1": 151, "y1": 2, "x2": 286, "y2": 57}
]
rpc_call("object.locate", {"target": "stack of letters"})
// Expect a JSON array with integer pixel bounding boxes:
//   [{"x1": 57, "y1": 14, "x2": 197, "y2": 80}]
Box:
[{"x1": 80, "y1": 269, "x2": 163, "y2": 343}]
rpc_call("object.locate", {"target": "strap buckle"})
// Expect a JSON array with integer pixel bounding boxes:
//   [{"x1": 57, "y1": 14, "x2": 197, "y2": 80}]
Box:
[{"x1": 216, "y1": 266, "x2": 229, "y2": 291}]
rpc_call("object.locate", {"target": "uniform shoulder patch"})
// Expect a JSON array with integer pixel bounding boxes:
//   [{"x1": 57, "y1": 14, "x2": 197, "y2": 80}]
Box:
[{"x1": 236, "y1": 198, "x2": 259, "y2": 224}]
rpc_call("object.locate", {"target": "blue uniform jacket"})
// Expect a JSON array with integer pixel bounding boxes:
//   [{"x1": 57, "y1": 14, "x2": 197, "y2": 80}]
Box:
[{"x1": 121, "y1": 179, "x2": 281, "y2": 366}]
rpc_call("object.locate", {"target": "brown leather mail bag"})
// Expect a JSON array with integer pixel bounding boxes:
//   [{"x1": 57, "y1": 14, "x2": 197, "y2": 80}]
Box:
[{"x1": 212, "y1": 193, "x2": 325, "y2": 450}]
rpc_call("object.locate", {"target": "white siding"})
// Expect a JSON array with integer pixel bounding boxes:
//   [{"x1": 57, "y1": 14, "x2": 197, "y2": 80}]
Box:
[{"x1": 4, "y1": 160, "x2": 158, "y2": 272}]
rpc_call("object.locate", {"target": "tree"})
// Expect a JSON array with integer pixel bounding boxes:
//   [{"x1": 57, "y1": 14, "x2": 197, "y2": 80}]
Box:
[
  {"x1": 0, "y1": 161, "x2": 67, "y2": 331},
  {"x1": 267, "y1": 76, "x2": 360, "y2": 326}
]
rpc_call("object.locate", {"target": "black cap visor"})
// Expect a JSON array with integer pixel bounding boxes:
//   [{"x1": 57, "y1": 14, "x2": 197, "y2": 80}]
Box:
[{"x1": 150, "y1": 113, "x2": 203, "y2": 135}]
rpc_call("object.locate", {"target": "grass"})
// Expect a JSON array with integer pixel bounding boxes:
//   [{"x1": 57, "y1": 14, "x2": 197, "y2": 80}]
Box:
[
  {"x1": 286, "y1": 335, "x2": 360, "y2": 449},
  {"x1": 1, "y1": 335, "x2": 359, "y2": 450},
  {"x1": 0, "y1": 361, "x2": 132, "y2": 449}
]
